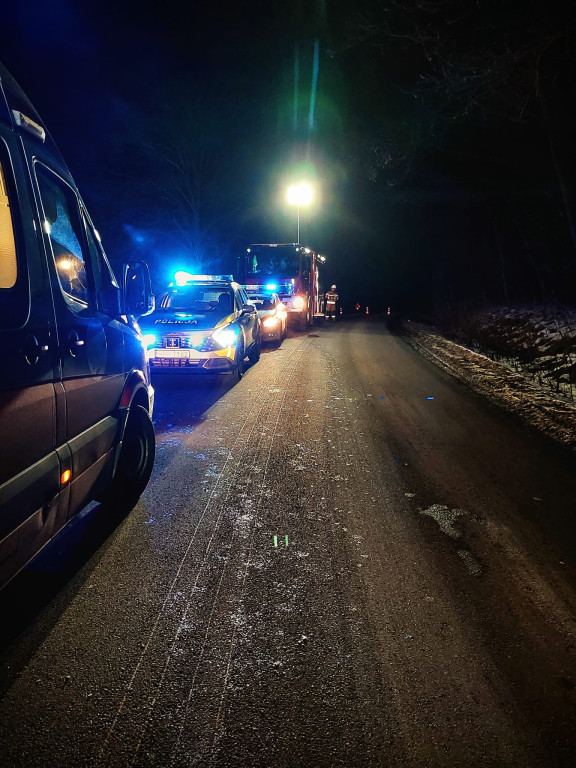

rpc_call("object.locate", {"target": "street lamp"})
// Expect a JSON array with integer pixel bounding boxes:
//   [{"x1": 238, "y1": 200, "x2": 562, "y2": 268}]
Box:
[{"x1": 286, "y1": 182, "x2": 313, "y2": 244}]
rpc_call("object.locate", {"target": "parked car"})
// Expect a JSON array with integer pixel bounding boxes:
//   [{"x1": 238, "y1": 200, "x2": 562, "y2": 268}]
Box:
[
  {"x1": 246, "y1": 290, "x2": 287, "y2": 344},
  {"x1": 140, "y1": 273, "x2": 261, "y2": 380},
  {"x1": 0, "y1": 60, "x2": 156, "y2": 590}
]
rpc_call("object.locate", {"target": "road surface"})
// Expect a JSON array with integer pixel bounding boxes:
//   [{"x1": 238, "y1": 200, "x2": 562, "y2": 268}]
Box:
[{"x1": 1, "y1": 316, "x2": 576, "y2": 767}]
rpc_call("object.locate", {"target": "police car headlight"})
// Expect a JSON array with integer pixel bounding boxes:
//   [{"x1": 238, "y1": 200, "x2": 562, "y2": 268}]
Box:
[
  {"x1": 142, "y1": 333, "x2": 157, "y2": 349},
  {"x1": 263, "y1": 316, "x2": 280, "y2": 328},
  {"x1": 211, "y1": 325, "x2": 238, "y2": 349}
]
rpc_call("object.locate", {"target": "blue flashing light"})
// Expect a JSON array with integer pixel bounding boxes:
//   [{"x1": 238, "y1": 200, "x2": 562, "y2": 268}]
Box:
[
  {"x1": 173, "y1": 271, "x2": 233, "y2": 286},
  {"x1": 265, "y1": 283, "x2": 278, "y2": 291},
  {"x1": 174, "y1": 270, "x2": 195, "y2": 285}
]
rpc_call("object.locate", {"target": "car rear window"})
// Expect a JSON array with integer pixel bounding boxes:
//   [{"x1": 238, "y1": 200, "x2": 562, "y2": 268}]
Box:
[{"x1": 248, "y1": 295, "x2": 275, "y2": 310}]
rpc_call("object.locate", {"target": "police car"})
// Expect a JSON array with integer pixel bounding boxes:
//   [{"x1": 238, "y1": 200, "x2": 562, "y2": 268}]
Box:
[{"x1": 140, "y1": 273, "x2": 261, "y2": 379}]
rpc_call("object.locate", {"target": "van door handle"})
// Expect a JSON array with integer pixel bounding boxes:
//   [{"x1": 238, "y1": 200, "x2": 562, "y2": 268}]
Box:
[
  {"x1": 21, "y1": 333, "x2": 45, "y2": 365},
  {"x1": 61, "y1": 331, "x2": 85, "y2": 357}
]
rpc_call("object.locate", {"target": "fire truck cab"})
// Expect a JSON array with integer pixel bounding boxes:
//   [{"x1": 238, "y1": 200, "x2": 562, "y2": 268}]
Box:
[{"x1": 238, "y1": 243, "x2": 325, "y2": 330}]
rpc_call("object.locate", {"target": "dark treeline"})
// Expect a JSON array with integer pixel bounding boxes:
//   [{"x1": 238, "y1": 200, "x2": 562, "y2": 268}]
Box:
[
  {"x1": 1, "y1": 0, "x2": 575, "y2": 315},
  {"x1": 324, "y1": 0, "x2": 576, "y2": 315}
]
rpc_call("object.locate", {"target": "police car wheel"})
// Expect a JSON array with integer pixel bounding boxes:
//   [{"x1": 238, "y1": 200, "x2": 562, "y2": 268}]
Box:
[
  {"x1": 233, "y1": 337, "x2": 245, "y2": 380},
  {"x1": 248, "y1": 338, "x2": 261, "y2": 365},
  {"x1": 97, "y1": 405, "x2": 155, "y2": 510}
]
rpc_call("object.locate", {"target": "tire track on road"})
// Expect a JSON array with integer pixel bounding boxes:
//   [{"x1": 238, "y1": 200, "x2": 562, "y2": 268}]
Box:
[{"x1": 95, "y1": 337, "x2": 313, "y2": 767}]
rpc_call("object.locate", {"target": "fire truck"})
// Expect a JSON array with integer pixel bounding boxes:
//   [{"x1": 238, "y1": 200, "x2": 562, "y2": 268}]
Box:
[{"x1": 237, "y1": 243, "x2": 325, "y2": 329}]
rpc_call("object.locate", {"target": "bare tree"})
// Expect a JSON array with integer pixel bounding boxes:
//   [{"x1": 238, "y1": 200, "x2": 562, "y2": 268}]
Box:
[
  {"x1": 328, "y1": 0, "x2": 576, "y2": 250},
  {"x1": 99, "y1": 78, "x2": 247, "y2": 280}
]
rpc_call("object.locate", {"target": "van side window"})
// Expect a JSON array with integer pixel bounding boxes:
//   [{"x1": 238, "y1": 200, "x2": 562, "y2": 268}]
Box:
[
  {"x1": 37, "y1": 168, "x2": 89, "y2": 308},
  {"x1": 82, "y1": 211, "x2": 121, "y2": 317},
  {"x1": 0, "y1": 158, "x2": 17, "y2": 290},
  {"x1": 0, "y1": 147, "x2": 28, "y2": 329}
]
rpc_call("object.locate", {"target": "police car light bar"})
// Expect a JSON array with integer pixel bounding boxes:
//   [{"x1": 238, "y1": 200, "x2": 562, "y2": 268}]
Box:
[
  {"x1": 191, "y1": 274, "x2": 233, "y2": 281},
  {"x1": 173, "y1": 271, "x2": 233, "y2": 285},
  {"x1": 242, "y1": 282, "x2": 294, "y2": 294}
]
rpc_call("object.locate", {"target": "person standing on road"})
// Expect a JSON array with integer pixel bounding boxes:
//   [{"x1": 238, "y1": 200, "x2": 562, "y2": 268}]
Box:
[{"x1": 325, "y1": 284, "x2": 339, "y2": 321}]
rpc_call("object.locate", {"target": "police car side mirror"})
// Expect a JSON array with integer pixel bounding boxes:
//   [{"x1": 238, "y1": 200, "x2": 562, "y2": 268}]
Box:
[
  {"x1": 122, "y1": 260, "x2": 155, "y2": 318},
  {"x1": 240, "y1": 303, "x2": 256, "y2": 315}
]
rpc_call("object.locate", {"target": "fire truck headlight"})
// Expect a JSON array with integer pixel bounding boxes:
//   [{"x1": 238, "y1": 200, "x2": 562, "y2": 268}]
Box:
[{"x1": 292, "y1": 296, "x2": 305, "y2": 311}]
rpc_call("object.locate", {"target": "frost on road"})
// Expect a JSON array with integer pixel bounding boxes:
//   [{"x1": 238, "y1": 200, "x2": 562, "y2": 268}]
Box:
[{"x1": 1, "y1": 320, "x2": 576, "y2": 768}]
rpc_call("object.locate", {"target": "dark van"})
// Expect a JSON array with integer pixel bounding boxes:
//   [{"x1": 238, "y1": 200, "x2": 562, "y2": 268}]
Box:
[{"x1": 0, "y1": 61, "x2": 156, "y2": 589}]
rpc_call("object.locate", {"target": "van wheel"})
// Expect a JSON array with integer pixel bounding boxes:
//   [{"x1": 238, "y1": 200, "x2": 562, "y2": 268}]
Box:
[{"x1": 98, "y1": 405, "x2": 155, "y2": 510}]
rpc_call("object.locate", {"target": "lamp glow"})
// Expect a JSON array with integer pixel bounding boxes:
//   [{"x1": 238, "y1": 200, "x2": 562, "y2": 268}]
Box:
[
  {"x1": 286, "y1": 182, "x2": 313, "y2": 243},
  {"x1": 286, "y1": 182, "x2": 313, "y2": 207}
]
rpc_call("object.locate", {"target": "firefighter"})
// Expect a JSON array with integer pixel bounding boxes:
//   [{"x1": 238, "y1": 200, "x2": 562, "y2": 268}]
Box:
[{"x1": 325, "y1": 284, "x2": 339, "y2": 320}]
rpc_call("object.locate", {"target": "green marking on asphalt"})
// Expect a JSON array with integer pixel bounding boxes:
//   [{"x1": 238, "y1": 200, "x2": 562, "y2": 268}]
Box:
[
  {"x1": 273, "y1": 535, "x2": 278, "y2": 548},
  {"x1": 284, "y1": 535, "x2": 289, "y2": 547}
]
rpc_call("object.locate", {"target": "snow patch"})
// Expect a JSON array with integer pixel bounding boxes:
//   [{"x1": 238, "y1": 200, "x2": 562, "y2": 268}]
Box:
[{"x1": 419, "y1": 504, "x2": 467, "y2": 539}]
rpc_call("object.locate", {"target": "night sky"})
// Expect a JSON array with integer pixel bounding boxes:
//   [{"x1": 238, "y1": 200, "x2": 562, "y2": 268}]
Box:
[{"x1": 1, "y1": 1, "x2": 575, "y2": 315}]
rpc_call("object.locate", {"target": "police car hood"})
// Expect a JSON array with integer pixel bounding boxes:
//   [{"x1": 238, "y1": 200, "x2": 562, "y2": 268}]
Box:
[{"x1": 140, "y1": 309, "x2": 233, "y2": 332}]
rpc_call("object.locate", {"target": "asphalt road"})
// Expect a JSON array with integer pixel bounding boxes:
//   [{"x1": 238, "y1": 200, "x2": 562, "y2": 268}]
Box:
[{"x1": 2, "y1": 316, "x2": 576, "y2": 768}]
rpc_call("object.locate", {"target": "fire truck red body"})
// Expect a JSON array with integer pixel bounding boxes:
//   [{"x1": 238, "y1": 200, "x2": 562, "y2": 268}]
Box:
[{"x1": 237, "y1": 243, "x2": 325, "y2": 329}]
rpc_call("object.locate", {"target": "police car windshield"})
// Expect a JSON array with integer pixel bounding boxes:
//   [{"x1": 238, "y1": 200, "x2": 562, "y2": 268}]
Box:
[{"x1": 159, "y1": 286, "x2": 233, "y2": 314}]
